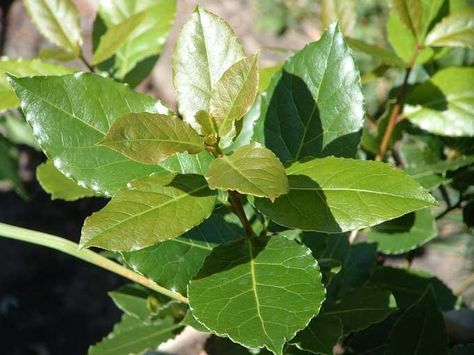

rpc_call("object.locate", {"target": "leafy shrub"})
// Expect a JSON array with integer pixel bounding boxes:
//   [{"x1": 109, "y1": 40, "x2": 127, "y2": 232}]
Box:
[{"x1": 1, "y1": 0, "x2": 473, "y2": 354}]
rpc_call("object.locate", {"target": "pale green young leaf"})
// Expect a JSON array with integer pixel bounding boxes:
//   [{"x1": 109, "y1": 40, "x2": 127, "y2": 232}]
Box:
[
  {"x1": 36, "y1": 160, "x2": 96, "y2": 201},
  {"x1": 206, "y1": 143, "x2": 289, "y2": 201},
  {"x1": 324, "y1": 285, "x2": 397, "y2": 334},
  {"x1": 24, "y1": 0, "x2": 82, "y2": 56},
  {"x1": 255, "y1": 157, "x2": 437, "y2": 233},
  {"x1": 108, "y1": 284, "x2": 162, "y2": 322},
  {"x1": 159, "y1": 151, "x2": 213, "y2": 176},
  {"x1": 92, "y1": 11, "x2": 146, "y2": 65},
  {"x1": 210, "y1": 54, "x2": 259, "y2": 147},
  {"x1": 188, "y1": 235, "x2": 325, "y2": 355},
  {"x1": 172, "y1": 6, "x2": 245, "y2": 129},
  {"x1": 88, "y1": 315, "x2": 182, "y2": 355},
  {"x1": 0, "y1": 58, "x2": 73, "y2": 112},
  {"x1": 98, "y1": 0, "x2": 176, "y2": 78},
  {"x1": 257, "y1": 24, "x2": 364, "y2": 162},
  {"x1": 426, "y1": 11, "x2": 474, "y2": 48},
  {"x1": 345, "y1": 37, "x2": 406, "y2": 67},
  {"x1": 321, "y1": 0, "x2": 355, "y2": 35},
  {"x1": 366, "y1": 209, "x2": 436, "y2": 254},
  {"x1": 259, "y1": 64, "x2": 282, "y2": 93},
  {"x1": 122, "y1": 213, "x2": 242, "y2": 294},
  {"x1": 290, "y1": 315, "x2": 342, "y2": 355},
  {"x1": 195, "y1": 110, "x2": 217, "y2": 140},
  {"x1": 404, "y1": 67, "x2": 474, "y2": 137},
  {"x1": 99, "y1": 112, "x2": 204, "y2": 165},
  {"x1": 80, "y1": 173, "x2": 216, "y2": 251}
]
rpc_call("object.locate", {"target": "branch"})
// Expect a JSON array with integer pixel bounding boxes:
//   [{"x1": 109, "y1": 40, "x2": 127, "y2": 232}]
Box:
[
  {"x1": 0, "y1": 222, "x2": 188, "y2": 304},
  {"x1": 79, "y1": 52, "x2": 95, "y2": 72},
  {"x1": 228, "y1": 191, "x2": 256, "y2": 238}
]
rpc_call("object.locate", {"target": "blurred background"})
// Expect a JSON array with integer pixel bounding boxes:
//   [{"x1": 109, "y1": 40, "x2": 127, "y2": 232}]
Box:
[{"x1": 0, "y1": 0, "x2": 473, "y2": 354}]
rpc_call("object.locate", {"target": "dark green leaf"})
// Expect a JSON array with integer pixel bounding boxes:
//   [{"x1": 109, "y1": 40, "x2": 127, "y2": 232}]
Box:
[
  {"x1": 188, "y1": 235, "x2": 325, "y2": 355},
  {"x1": 80, "y1": 173, "x2": 216, "y2": 251},
  {"x1": 255, "y1": 157, "x2": 437, "y2": 232},
  {"x1": 426, "y1": 10, "x2": 474, "y2": 48},
  {"x1": 0, "y1": 137, "x2": 27, "y2": 199},
  {"x1": 257, "y1": 24, "x2": 364, "y2": 162},
  {"x1": 450, "y1": 344, "x2": 474, "y2": 355}
]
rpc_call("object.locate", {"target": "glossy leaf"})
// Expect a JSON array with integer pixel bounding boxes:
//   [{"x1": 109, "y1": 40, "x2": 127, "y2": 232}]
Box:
[
  {"x1": 254, "y1": 157, "x2": 437, "y2": 233},
  {"x1": 324, "y1": 285, "x2": 397, "y2": 334},
  {"x1": 172, "y1": 6, "x2": 245, "y2": 129},
  {"x1": 210, "y1": 54, "x2": 259, "y2": 146},
  {"x1": 9, "y1": 73, "x2": 171, "y2": 195},
  {"x1": 99, "y1": 112, "x2": 204, "y2": 165},
  {"x1": 92, "y1": 12, "x2": 146, "y2": 65},
  {"x1": 370, "y1": 267, "x2": 457, "y2": 311},
  {"x1": 426, "y1": 11, "x2": 474, "y2": 48},
  {"x1": 345, "y1": 37, "x2": 405, "y2": 67},
  {"x1": 159, "y1": 151, "x2": 213, "y2": 175},
  {"x1": 366, "y1": 209, "x2": 437, "y2": 254},
  {"x1": 291, "y1": 315, "x2": 342, "y2": 355},
  {"x1": 36, "y1": 160, "x2": 95, "y2": 201},
  {"x1": 257, "y1": 24, "x2": 364, "y2": 163},
  {"x1": 0, "y1": 58, "x2": 73, "y2": 112},
  {"x1": 386, "y1": 288, "x2": 448, "y2": 355},
  {"x1": 405, "y1": 67, "x2": 474, "y2": 137},
  {"x1": 122, "y1": 213, "x2": 242, "y2": 294},
  {"x1": 89, "y1": 315, "x2": 182, "y2": 355},
  {"x1": 206, "y1": 143, "x2": 288, "y2": 200},
  {"x1": 98, "y1": 0, "x2": 176, "y2": 78},
  {"x1": 24, "y1": 0, "x2": 82, "y2": 56},
  {"x1": 80, "y1": 173, "x2": 217, "y2": 251},
  {"x1": 188, "y1": 235, "x2": 325, "y2": 355}
]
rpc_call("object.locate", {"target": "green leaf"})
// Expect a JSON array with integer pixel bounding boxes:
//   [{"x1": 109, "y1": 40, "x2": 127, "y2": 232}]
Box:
[
  {"x1": 257, "y1": 24, "x2": 364, "y2": 163},
  {"x1": 172, "y1": 6, "x2": 245, "y2": 129},
  {"x1": 9, "y1": 73, "x2": 171, "y2": 195},
  {"x1": 122, "y1": 213, "x2": 242, "y2": 294},
  {"x1": 188, "y1": 235, "x2": 325, "y2": 355},
  {"x1": 0, "y1": 116, "x2": 39, "y2": 150},
  {"x1": 210, "y1": 54, "x2": 259, "y2": 147},
  {"x1": 426, "y1": 11, "x2": 474, "y2": 48},
  {"x1": 365, "y1": 209, "x2": 437, "y2": 254},
  {"x1": 290, "y1": 315, "x2": 342, "y2": 355},
  {"x1": 80, "y1": 173, "x2": 216, "y2": 251},
  {"x1": 36, "y1": 160, "x2": 96, "y2": 201},
  {"x1": 254, "y1": 157, "x2": 437, "y2": 233},
  {"x1": 405, "y1": 67, "x2": 474, "y2": 137},
  {"x1": 92, "y1": 11, "x2": 146, "y2": 65},
  {"x1": 88, "y1": 315, "x2": 182, "y2": 355},
  {"x1": 24, "y1": 0, "x2": 82, "y2": 56},
  {"x1": 0, "y1": 137, "x2": 27, "y2": 199},
  {"x1": 345, "y1": 37, "x2": 406, "y2": 67},
  {"x1": 0, "y1": 58, "x2": 73, "y2": 112},
  {"x1": 206, "y1": 143, "x2": 288, "y2": 200},
  {"x1": 386, "y1": 288, "x2": 448, "y2": 355},
  {"x1": 370, "y1": 266, "x2": 457, "y2": 311},
  {"x1": 159, "y1": 151, "x2": 213, "y2": 175},
  {"x1": 259, "y1": 65, "x2": 282, "y2": 93},
  {"x1": 108, "y1": 284, "x2": 162, "y2": 322},
  {"x1": 324, "y1": 285, "x2": 397, "y2": 334},
  {"x1": 321, "y1": 0, "x2": 355, "y2": 35},
  {"x1": 99, "y1": 112, "x2": 204, "y2": 165},
  {"x1": 98, "y1": 0, "x2": 176, "y2": 78}
]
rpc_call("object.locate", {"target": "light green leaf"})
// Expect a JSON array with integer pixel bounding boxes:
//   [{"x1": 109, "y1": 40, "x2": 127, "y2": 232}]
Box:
[
  {"x1": 92, "y1": 11, "x2": 146, "y2": 65},
  {"x1": 0, "y1": 58, "x2": 73, "y2": 112},
  {"x1": 99, "y1": 112, "x2": 204, "y2": 165},
  {"x1": 366, "y1": 209, "x2": 437, "y2": 254},
  {"x1": 324, "y1": 285, "x2": 397, "y2": 334},
  {"x1": 24, "y1": 0, "x2": 82, "y2": 56},
  {"x1": 345, "y1": 37, "x2": 406, "y2": 67},
  {"x1": 210, "y1": 54, "x2": 259, "y2": 147},
  {"x1": 370, "y1": 267, "x2": 457, "y2": 311},
  {"x1": 386, "y1": 288, "x2": 448, "y2": 355},
  {"x1": 98, "y1": 0, "x2": 176, "y2": 78},
  {"x1": 188, "y1": 235, "x2": 325, "y2": 355},
  {"x1": 259, "y1": 65, "x2": 282, "y2": 93},
  {"x1": 195, "y1": 110, "x2": 217, "y2": 141},
  {"x1": 206, "y1": 143, "x2": 288, "y2": 200},
  {"x1": 9, "y1": 73, "x2": 171, "y2": 195},
  {"x1": 108, "y1": 284, "x2": 162, "y2": 322},
  {"x1": 321, "y1": 0, "x2": 355, "y2": 35},
  {"x1": 0, "y1": 115, "x2": 39, "y2": 150},
  {"x1": 426, "y1": 11, "x2": 474, "y2": 48},
  {"x1": 290, "y1": 315, "x2": 342, "y2": 355},
  {"x1": 172, "y1": 6, "x2": 245, "y2": 129},
  {"x1": 404, "y1": 67, "x2": 474, "y2": 137},
  {"x1": 257, "y1": 24, "x2": 364, "y2": 163},
  {"x1": 254, "y1": 157, "x2": 437, "y2": 233},
  {"x1": 88, "y1": 315, "x2": 182, "y2": 355},
  {"x1": 122, "y1": 213, "x2": 242, "y2": 294},
  {"x1": 159, "y1": 151, "x2": 213, "y2": 176},
  {"x1": 80, "y1": 173, "x2": 216, "y2": 251},
  {"x1": 37, "y1": 160, "x2": 95, "y2": 201}
]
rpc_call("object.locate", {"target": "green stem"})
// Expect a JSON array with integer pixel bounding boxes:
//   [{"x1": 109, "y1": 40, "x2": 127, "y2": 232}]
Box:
[
  {"x1": 0, "y1": 222, "x2": 188, "y2": 304},
  {"x1": 228, "y1": 190, "x2": 256, "y2": 238}
]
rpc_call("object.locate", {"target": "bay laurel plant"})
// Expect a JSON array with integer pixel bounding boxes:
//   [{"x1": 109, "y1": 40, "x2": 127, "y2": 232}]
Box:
[{"x1": 1, "y1": 0, "x2": 474, "y2": 354}]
